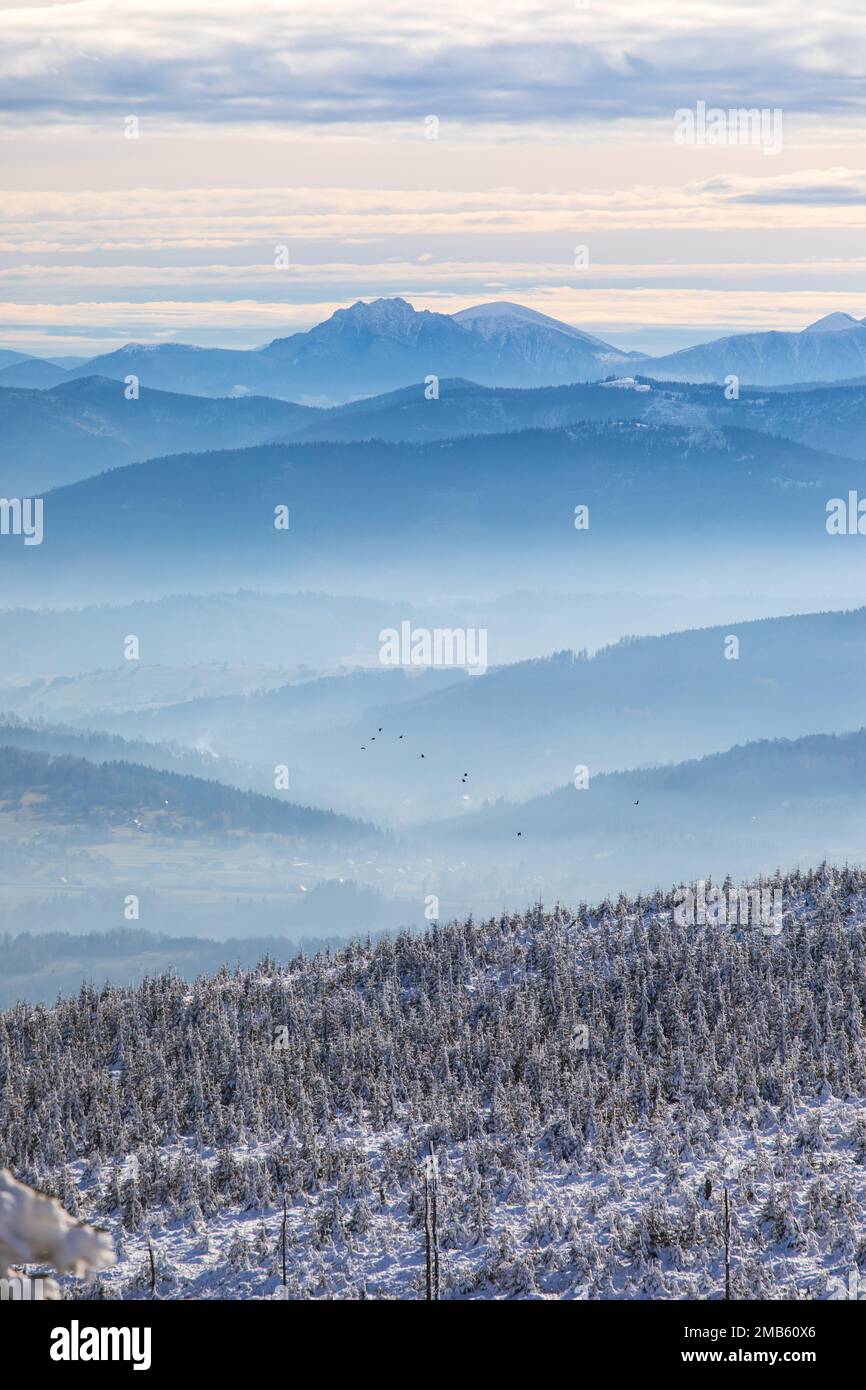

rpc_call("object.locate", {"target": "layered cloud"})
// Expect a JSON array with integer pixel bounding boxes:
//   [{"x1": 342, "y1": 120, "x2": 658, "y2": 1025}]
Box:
[
  {"x1": 3, "y1": 172, "x2": 866, "y2": 259},
  {"x1": 1, "y1": 0, "x2": 865, "y2": 132},
  {"x1": 3, "y1": 288, "x2": 866, "y2": 353},
  {"x1": 700, "y1": 168, "x2": 866, "y2": 205},
  {"x1": 2, "y1": 2, "x2": 865, "y2": 352}
]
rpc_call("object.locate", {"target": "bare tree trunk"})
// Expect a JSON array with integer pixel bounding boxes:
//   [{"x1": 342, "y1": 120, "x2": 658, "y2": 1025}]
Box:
[
  {"x1": 422, "y1": 1143, "x2": 440, "y2": 1301},
  {"x1": 423, "y1": 1166, "x2": 433, "y2": 1301},
  {"x1": 281, "y1": 1193, "x2": 288, "y2": 1289},
  {"x1": 148, "y1": 1241, "x2": 156, "y2": 1299},
  {"x1": 723, "y1": 1187, "x2": 731, "y2": 1300},
  {"x1": 430, "y1": 1144, "x2": 440, "y2": 1301}
]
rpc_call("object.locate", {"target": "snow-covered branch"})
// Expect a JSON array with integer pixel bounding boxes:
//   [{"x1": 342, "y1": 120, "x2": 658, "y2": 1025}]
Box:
[{"x1": 0, "y1": 1168, "x2": 115, "y2": 1300}]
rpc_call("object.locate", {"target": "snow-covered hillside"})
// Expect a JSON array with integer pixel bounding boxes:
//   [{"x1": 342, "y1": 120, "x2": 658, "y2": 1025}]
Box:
[{"x1": 3, "y1": 863, "x2": 866, "y2": 1300}]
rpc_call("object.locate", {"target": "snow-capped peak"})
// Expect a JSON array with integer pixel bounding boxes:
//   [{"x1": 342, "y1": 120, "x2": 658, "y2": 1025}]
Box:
[
  {"x1": 338, "y1": 297, "x2": 415, "y2": 322},
  {"x1": 328, "y1": 298, "x2": 422, "y2": 331},
  {"x1": 313, "y1": 297, "x2": 449, "y2": 345},
  {"x1": 455, "y1": 301, "x2": 564, "y2": 327},
  {"x1": 803, "y1": 312, "x2": 864, "y2": 334},
  {"x1": 455, "y1": 301, "x2": 586, "y2": 339},
  {"x1": 453, "y1": 301, "x2": 616, "y2": 351}
]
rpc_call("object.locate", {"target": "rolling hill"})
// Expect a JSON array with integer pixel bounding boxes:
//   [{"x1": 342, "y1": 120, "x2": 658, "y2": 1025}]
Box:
[
  {"x1": 0, "y1": 376, "x2": 318, "y2": 491},
  {"x1": 82, "y1": 606, "x2": 866, "y2": 827},
  {"x1": 418, "y1": 726, "x2": 866, "y2": 903},
  {"x1": 0, "y1": 421, "x2": 852, "y2": 604},
  {"x1": 0, "y1": 745, "x2": 376, "y2": 841},
  {"x1": 281, "y1": 607, "x2": 866, "y2": 820}
]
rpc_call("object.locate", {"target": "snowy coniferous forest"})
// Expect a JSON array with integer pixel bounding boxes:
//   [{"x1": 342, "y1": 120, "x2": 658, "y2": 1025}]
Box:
[{"x1": 2, "y1": 862, "x2": 866, "y2": 1300}]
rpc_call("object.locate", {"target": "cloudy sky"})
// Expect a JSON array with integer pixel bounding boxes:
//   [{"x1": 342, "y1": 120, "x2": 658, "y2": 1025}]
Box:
[{"x1": 2, "y1": 0, "x2": 865, "y2": 356}]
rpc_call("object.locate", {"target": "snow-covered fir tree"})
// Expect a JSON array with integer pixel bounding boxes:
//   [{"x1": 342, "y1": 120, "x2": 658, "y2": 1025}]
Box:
[{"x1": 1, "y1": 863, "x2": 865, "y2": 1299}]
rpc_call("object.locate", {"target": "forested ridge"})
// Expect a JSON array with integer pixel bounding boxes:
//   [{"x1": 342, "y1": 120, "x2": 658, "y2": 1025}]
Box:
[
  {"x1": 2, "y1": 862, "x2": 866, "y2": 1299},
  {"x1": 0, "y1": 745, "x2": 374, "y2": 840}
]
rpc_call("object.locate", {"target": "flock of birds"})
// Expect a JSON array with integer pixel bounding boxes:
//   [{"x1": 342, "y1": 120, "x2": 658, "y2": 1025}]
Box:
[
  {"x1": 361, "y1": 728, "x2": 467, "y2": 783},
  {"x1": 360, "y1": 726, "x2": 642, "y2": 836}
]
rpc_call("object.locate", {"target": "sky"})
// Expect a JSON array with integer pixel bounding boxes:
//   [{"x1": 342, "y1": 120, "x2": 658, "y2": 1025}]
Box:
[{"x1": 1, "y1": 0, "x2": 865, "y2": 357}]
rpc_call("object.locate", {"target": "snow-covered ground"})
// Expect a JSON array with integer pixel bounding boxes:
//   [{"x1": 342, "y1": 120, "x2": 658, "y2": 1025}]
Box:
[
  {"x1": 4, "y1": 864, "x2": 866, "y2": 1300},
  {"x1": 45, "y1": 1094, "x2": 866, "y2": 1301}
]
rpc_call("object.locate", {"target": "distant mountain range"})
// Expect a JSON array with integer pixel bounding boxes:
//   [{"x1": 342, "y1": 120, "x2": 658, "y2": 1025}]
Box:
[
  {"x1": 0, "y1": 716, "x2": 253, "y2": 786},
  {"x1": 420, "y1": 725, "x2": 866, "y2": 902},
  {"x1": 6, "y1": 369, "x2": 866, "y2": 495},
  {"x1": 0, "y1": 661, "x2": 294, "y2": 720},
  {"x1": 0, "y1": 357, "x2": 70, "y2": 390},
  {"x1": 293, "y1": 606, "x2": 866, "y2": 820},
  {"x1": 90, "y1": 667, "x2": 472, "y2": 781},
  {"x1": 0, "y1": 349, "x2": 86, "y2": 389},
  {"x1": 644, "y1": 311, "x2": 866, "y2": 386},
  {"x1": 272, "y1": 374, "x2": 866, "y2": 459},
  {"x1": 54, "y1": 299, "x2": 635, "y2": 403},
  {"x1": 81, "y1": 606, "x2": 866, "y2": 824},
  {"x1": 0, "y1": 420, "x2": 850, "y2": 603},
  {"x1": 0, "y1": 589, "x2": 809, "y2": 700},
  {"x1": 445, "y1": 725, "x2": 866, "y2": 844},
  {"x1": 0, "y1": 592, "x2": 417, "y2": 680},
  {"x1": 7, "y1": 299, "x2": 866, "y2": 405},
  {"x1": 0, "y1": 376, "x2": 317, "y2": 491}
]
